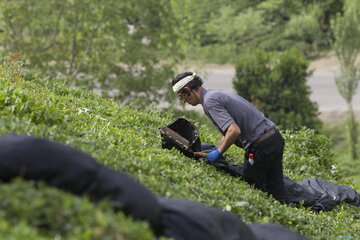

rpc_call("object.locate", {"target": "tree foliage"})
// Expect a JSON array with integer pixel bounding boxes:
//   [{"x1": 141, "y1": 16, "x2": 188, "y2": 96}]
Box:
[
  {"x1": 171, "y1": 0, "x2": 344, "y2": 63},
  {"x1": 0, "y1": 0, "x2": 180, "y2": 104},
  {"x1": 283, "y1": 3, "x2": 324, "y2": 52},
  {"x1": 233, "y1": 48, "x2": 321, "y2": 130},
  {"x1": 331, "y1": 0, "x2": 360, "y2": 160}
]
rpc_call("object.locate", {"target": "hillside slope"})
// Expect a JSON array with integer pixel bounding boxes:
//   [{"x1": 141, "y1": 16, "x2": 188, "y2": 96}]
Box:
[{"x1": 0, "y1": 58, "x2": 359, "y2": 239}]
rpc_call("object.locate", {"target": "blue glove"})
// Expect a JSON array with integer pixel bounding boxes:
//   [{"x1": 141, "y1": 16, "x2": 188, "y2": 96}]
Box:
[{"x1": 206, "y1": 147, "x2": 222, "y2": 163}]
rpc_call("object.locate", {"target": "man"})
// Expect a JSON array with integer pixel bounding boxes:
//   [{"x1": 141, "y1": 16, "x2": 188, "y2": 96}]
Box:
[{"x1": 171, "y1": 72, "x2": 288, "y2": 203}]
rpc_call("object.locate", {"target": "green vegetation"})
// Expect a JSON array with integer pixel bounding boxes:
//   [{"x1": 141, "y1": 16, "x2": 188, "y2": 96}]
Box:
[
  {"x1": 0, "y1": 0, "x2": 349, "y2": 100},
  {"x1": 331, "y1": 0, "x2": 360, "y2": 160},
  {"x1": 0, "y1": 179, "x2": 157, "y2": 240},
  {"x1": 0, "y1": 0, "x2": 179, "y2": 105},
  {"x1": 0, "y1": 56, "x2": 359, "y2": 239},
  {"x1": 0, "y1": 2, "x2": 358, "y2": 239},
  {"x1": 321, "y1": 122, "x2": 360, "y2": 186},
  {"x1": 171, "y1": 0, "x2": 344, "y2": 63}
]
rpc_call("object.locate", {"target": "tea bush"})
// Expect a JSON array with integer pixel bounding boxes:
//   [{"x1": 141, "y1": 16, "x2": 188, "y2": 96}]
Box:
[
  {"x1": 0, "y1": 58, "x2": 359, "y2": 239},
  {"x1": 0, "y1": 180, "x2": 157, "y2": 240}
]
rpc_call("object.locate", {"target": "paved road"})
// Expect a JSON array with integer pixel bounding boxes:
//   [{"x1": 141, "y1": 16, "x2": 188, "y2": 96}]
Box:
[{"x1": 187, "y1": 65, "x2": 360, "y2": 121}]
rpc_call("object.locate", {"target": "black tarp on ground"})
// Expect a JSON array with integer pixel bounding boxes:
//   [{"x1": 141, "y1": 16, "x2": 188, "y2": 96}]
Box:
[
  {"x1": 298, "y1": 177, "x2": 360, "y2": 211},
  {"x1": 158, "y1": 197, "x2": 310, "y2": 240},
  {"x1": 0, "y1": 133, "x2": 162, "y2": 234},
  {"x1": 248, "y1": 224, "x2": 310, "y2": 240},
  {"x1": 157, "y1": 197, "x2": 258, "y2": 240},
  {"x1": 0, "y1": 134, "x2": 310, "y2": 240},
  {"x1": 200, "y1": 142, "x2": 360, "y2": 211},
  {"x1": 183, "y1": 139, "x2": 360, "y2": 212}
]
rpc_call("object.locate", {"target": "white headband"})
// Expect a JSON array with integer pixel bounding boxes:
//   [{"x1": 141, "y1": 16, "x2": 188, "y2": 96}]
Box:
[{"x1": 172, "y1": 72, "x2": 198, "y2": 93}]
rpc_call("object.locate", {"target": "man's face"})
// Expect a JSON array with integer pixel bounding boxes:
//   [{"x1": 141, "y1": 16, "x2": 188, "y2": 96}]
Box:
[{"x1": 177, "y1": 89, "x2": 198, "y2": 106}]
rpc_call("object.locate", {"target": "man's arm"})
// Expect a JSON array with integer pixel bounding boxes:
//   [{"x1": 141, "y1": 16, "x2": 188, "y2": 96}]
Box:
[
  {"x1": 203, "y1": 123, "x2": 241, "y2": 162},
  {"x1": 217, "y1": 123, "x2": 241, "y2": 154}
]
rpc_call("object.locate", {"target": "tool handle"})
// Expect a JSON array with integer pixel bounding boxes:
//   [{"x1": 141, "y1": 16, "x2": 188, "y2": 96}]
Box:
[{"x1": 194, "y1": 152, "x2": 207, "y2": 157}]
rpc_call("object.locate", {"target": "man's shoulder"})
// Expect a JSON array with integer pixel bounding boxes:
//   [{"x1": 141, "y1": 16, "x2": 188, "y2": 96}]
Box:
[
  {"x1": 202, "y1": 90, "x2": 235, "y2": 110},
  {"x1": 203, "y1": 90, "x2": 223, "y2": 104},
  {"x1": 205, "y1": 90, "x2": 241, "y2": 103},
  {"x1": 204, "y1": 89, "x2": 231, "y2": 99}
]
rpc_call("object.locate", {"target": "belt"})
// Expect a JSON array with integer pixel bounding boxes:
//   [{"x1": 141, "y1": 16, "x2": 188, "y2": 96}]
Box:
[{"x1": 251, "y1": 128, "x2": 276, "y2": 147}]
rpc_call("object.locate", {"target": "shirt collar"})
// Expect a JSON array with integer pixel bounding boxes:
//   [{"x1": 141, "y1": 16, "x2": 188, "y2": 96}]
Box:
[{"x1": 200, "y1": 88, "x2": 207, "y2": 105}]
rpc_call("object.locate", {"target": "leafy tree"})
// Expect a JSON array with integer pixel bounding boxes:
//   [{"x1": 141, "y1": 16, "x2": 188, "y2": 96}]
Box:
[
  {"x1": 283, "y1": 3, "x2": 324, "y2": 53},
  {"x1": 170, "y1": 0, "x2": 261, "y2": 46},
  {"x1": 205, "y1": 7, "x2": 269, "y2": 47},
  {"x1": 233, "y1": 48, "x2": 321, "y2": 130},
  {"x1": 170, "y1": 0, "x2": 263, "y2": 62},
  {"x1": 331, "y1": 0, "x2": 360, "y2": 160},
  {"x1": 0, "y1": 0, "x2": 180, "y2": 105},
  {"x1": 170, "y1": 0, "x2": 344, "y2": 63}
]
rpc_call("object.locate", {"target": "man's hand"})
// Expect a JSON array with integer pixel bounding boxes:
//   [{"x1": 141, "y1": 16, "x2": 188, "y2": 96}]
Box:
[{"x1": 205, "y1": 147, "x2": 222, "y2": 163}]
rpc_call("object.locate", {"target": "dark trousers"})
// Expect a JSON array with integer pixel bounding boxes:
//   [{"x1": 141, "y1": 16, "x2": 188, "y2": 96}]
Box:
[{"x1": 243, "y1": 130, "x2": 288, "y2": 203}]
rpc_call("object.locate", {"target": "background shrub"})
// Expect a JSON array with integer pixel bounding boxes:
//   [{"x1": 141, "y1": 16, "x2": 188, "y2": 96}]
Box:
[{"x1": 233, "y1": 48, "x2": 322, "y2": 130}]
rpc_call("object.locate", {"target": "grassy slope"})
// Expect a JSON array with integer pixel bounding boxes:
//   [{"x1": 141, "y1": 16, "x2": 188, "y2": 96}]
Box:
[{"x1": 0, "y1": 60, "x2": 359, "y2": 239}]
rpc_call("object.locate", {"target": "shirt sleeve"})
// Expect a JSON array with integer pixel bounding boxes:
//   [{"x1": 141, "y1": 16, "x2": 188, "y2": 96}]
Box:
[{"x1": 207, "y1": 102, "x2": 235, "y2": 133}]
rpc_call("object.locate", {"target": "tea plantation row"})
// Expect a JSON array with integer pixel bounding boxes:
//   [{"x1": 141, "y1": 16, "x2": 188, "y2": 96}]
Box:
[{"x1": 0, "y1": 59, "x2": 359, "y2": 239}]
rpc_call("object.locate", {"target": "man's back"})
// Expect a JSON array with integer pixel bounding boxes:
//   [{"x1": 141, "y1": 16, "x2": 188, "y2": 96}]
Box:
[{"x1": 201, "y1": 89, "x2": 275, "y2": 148}]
